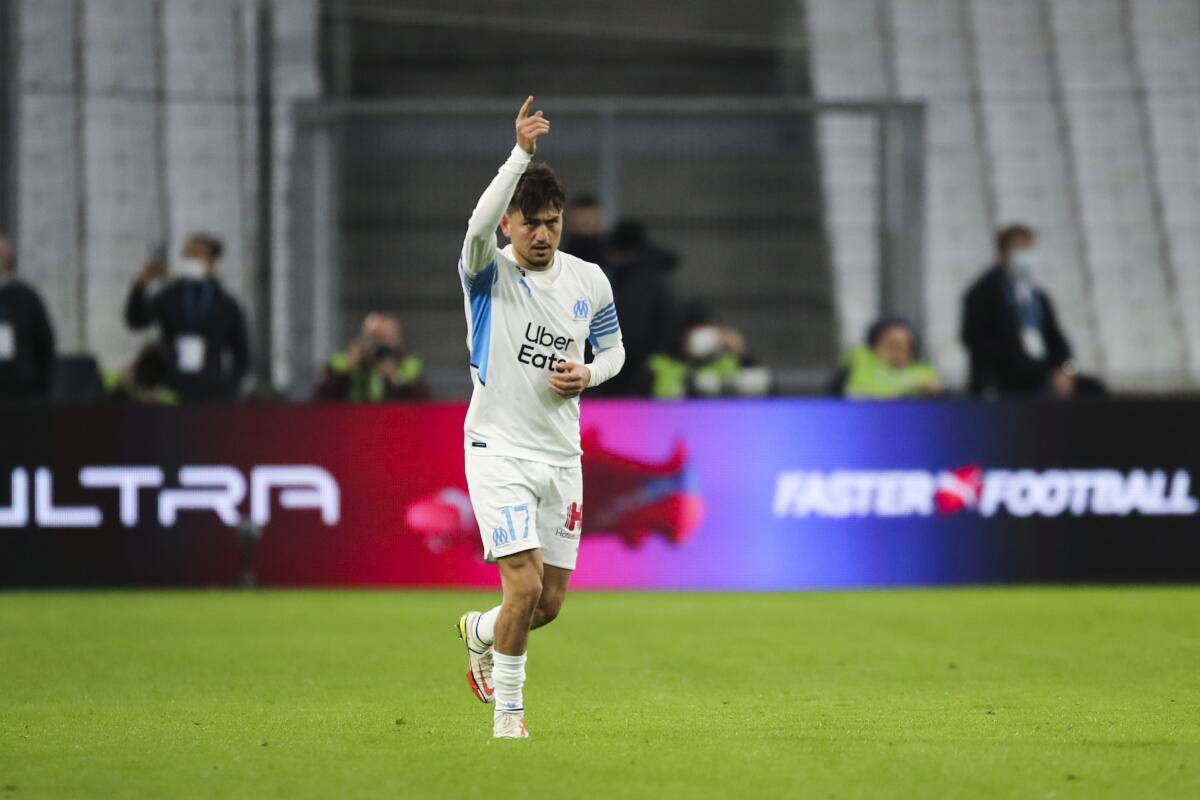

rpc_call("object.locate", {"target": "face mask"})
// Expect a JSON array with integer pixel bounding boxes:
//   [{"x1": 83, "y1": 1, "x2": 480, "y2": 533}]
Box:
[
  {"x1": 685, "y1": 326, "x2": 722, "y2": 360},
  {"x1": 177, "y1": 257, "x2": 209, "y2": 281},
  {"x1": 1009, "y1": 249, "x2": 1037, "y2": 279}
]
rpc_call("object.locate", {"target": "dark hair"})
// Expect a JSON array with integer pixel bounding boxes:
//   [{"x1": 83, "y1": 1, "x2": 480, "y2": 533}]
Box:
[
  {"x1": 507, "y1": 163, "x2": 566, "y2": 219},
  {"x1": 866, "y1": 316, "x2": 918, "y2": 353},
  {"x1": 996, "y1": 224, "x2": 1034, "y2": 254},
  {"x1": 609, "y1": 218, "x2": 647, "y2": 251},
  {"x1": 187, "y1": 231, "x2": 225, "y2": 261}
]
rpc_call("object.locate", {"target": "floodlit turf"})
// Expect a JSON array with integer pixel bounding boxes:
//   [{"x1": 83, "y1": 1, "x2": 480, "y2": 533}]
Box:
[{"x1": 1, "y1": 589, "x2": 1197, "y2": 799}]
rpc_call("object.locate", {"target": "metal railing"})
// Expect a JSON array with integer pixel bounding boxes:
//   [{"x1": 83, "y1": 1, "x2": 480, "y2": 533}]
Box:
[{"x1": 285, "y1": 96, "x2": 926, "y2": 398}]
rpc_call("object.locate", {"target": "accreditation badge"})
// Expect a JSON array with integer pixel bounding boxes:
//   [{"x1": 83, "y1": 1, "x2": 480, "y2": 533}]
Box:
[
  {"x1": 1021, "y1": 325, "x2": 1046, "y2": 360},
  {"x1": 176, "y1": 334, "x2": 206, "y2": 373},
  {"x1": 0, "y1": 322, "x2": 15, "y2": 362}
]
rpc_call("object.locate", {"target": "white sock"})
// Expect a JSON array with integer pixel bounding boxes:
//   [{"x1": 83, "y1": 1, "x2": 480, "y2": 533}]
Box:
[
  {"x1": 475, "y1": 605, "x2": 501, "y2": 646},
  {"x1": 492, "y1": 650, "x2": 526, "y2": 714}
]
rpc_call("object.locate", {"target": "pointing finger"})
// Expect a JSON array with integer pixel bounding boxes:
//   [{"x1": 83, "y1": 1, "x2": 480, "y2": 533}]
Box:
[{"x1": 518, "y1": 95, "x2": 534, "y2": 119}]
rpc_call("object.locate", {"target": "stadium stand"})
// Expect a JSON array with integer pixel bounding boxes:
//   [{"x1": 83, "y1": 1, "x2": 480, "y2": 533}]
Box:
[
  {"x1": 12, "y1": 0, "x2": 319, "y2": 386},
  {"x1": 1131, "y1": 0, "x2": 1200, "y2": 383},
  {"x1": 806, "y1": 0, "x2": 1200, "y2": 391}
]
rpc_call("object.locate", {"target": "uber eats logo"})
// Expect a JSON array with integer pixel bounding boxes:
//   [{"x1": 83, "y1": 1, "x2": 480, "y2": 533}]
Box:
[{"x1": 519, "y1": 322, "x2": 575, "y2": 371}]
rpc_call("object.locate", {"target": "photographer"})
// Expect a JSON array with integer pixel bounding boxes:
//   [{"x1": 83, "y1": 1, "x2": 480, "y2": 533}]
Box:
[
  {"x1": 313, "y1": 312, "x2": 428, "y2": 403},
  {"x1": 647, "y1": 318, "x2": 771, "y2": 399}
]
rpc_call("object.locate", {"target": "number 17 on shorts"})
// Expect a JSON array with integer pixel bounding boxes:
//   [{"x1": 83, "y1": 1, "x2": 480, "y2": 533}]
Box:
[
  {"x1": 491, "y1": 504, "x2": 532, "y2": 552},
  {"x1": 466, "y1": 455, "x2": 583, "y2": 569}
]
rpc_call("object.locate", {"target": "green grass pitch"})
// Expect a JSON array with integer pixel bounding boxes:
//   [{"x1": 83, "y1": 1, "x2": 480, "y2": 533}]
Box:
[{"x1": 1, "y1": 588, "x2": 1197, "y2": 799}]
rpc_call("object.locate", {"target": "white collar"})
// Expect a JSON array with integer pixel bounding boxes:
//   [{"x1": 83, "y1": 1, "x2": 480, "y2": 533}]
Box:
[{"x1": 506, "y1": 246, "x2": 562, "y2": 285}]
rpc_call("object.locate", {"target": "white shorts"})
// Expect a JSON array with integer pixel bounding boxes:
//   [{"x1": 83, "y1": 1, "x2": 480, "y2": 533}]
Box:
[{"x1": 464, "y1": 454, "x2": 584, "y2": 570}]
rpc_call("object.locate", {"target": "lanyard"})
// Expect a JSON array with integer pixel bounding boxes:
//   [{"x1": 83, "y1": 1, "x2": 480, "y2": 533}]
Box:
[
  {"x1": 1002, "y1": 278, "x2": 1042, "y2": 329},
  {"x1": 182, "y1": 280, "x2": 215, "y2": 330}
]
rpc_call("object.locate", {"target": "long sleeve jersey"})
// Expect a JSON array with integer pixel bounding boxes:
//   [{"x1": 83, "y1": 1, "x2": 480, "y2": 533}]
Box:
[{"x1": 459, "y1": 146, "x2": 625, "y2": 466}]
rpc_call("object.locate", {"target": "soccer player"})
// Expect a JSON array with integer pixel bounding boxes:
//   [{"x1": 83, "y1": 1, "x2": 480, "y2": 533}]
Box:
[{"x1": 454, "y1": 97, "x2": 625, "y2": 739}]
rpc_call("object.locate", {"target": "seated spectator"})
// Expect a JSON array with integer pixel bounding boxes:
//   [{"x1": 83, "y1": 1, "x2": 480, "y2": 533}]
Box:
[
  {"x1": 648, "y1": 318, "x2": 770, "y2": 399},
  {"x1": 961, "y1": 224, "x2": 1103, "y2": 398},
  {"x1": 0, "y1": 233, "x2": 56, "y2": 402},
  {"x1": 103, "y1": 342, "x2": 179, "y2": 405},
  {"x1": 124, "y1": 233, "x2": 249, "y2": 402},
  {"x1": 314, "y1": 313, "x2": 427, "y2": 402},
  {"x1": 830, "y1": 317, "x2": 941, "y2": 399},
  {"x1": 590, "y1": 218, "x2": 677, "y2": 397}
]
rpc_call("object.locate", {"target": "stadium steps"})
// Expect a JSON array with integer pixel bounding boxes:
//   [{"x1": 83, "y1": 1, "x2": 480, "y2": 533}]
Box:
[
  {"x1": 1130, "y1": 0, "x2": 1200, "y2": 384},
  {"x1": 806, "y1": 0, "x2": 1200, "y2": 391},
  {"x1": 1049, "y1": 0, "x2": 1188, "y2": 390}
]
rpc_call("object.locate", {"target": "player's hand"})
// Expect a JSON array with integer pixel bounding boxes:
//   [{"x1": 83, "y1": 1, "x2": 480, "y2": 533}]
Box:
[
  {"x1": 550, "y1": 362, "x2": 590, "y2": 398},
  {"x1": 515, "y1": 96, "x2": 550, "y2": 155}
]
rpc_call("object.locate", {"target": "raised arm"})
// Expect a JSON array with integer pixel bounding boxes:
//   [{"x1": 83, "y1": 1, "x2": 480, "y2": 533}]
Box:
[
  {"x1": 461, "y1": 96, "x2": 550, "y2": 276},
  {"x1": 125, "y1": 258, "x2": 167, "y2": 330}
]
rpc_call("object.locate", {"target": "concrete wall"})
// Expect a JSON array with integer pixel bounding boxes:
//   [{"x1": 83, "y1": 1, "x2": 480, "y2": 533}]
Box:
[{"x1": 11, "y1": 0, "x2": 319, "y2": 378}]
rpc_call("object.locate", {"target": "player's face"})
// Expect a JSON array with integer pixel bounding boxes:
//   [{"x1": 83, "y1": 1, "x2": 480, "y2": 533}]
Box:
[{"x1": 504, "y1": 206, "x2": 562, "y2": 269}]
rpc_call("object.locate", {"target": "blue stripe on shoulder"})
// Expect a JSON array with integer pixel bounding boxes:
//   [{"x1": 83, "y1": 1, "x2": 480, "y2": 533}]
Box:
[
  {"x1": 590, "y1": 320, "x2": 621, "y2": 336},
  {"x1": 590, "y1": 330, "x2": 621, "y2": 350},
  {"x1": 466, "y1": 261, "x2": 497, "y2": 383}
]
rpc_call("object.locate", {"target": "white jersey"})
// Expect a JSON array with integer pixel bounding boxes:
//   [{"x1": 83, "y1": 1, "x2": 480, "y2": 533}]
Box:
[{"x1": 460, "y1": 147, "x2": 625, "y2": 467}]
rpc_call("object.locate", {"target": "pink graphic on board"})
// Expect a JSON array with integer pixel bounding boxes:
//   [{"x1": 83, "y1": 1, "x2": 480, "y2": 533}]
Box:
[{"x1": 403, "y1": 428, "x2": 704, "y2": 554}]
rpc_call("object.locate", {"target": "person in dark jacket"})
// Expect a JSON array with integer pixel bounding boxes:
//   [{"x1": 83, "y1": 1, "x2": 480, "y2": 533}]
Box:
[
  {"x1": 560, "y1": 194, "x2": 606, "y2": 268},
  {"x1": 961, "y1": 224, "x2": 1094, "y2": 397},
  {"x1": 0, "y1": 234, "x2": 56, "y2": 402},
  {"x1": 589, "y1": 218, "x2": 677, "y2": 396},
  {"x1": 124, "y1": 232, "x2": 249, "y2": 402}
]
